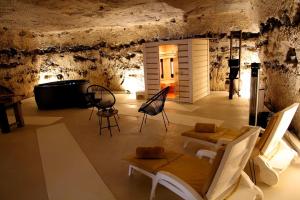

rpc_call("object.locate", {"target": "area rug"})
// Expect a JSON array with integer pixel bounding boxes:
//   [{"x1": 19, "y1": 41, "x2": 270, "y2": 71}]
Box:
[
  {"x1": 36, "y1": 123, "x2": 116, "y2": 200},
  {"x1": 8, "y1": 116, "x2": 63, "y2": 126}
]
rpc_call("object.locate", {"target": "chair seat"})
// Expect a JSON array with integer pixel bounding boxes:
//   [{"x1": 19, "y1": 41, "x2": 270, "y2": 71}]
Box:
[
  {"x1": 159, "y1": 155, "x2": 213, "y2": 196},
  {"x1": 138, "y1": 86, "x2": 170, "y2": 132},
  {"x1": 125, "y1": 152, "x2": 182, "y2": 173},
  {"x1": 86, "y1": 85, "x2": 116, "y2": 120},
  {"x1": 95, "y1": 100, "x2": 115, "y2": 109},
  {"x1": 138, "y1": 103, "x2": 160, "y2": 116},
  {"x1": 97, "y1": 109, "x2": 118, "y2": 118},
  {"x1": 182, "y1": 127, "x2": 242, "y2": 143},
  {"x1": 126, "y1": 154, "x2": 214, "y2": 195},
  {"x1": 126, "y1": 127, "x2": 262, "y2": 200}
]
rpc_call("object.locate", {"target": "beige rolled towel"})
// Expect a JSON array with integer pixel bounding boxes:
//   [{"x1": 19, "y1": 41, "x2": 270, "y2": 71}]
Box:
[
  {"x1": 194, "y1": 123, "x2": 217, "y2": 133},
  {"x1": 136, "y1": 146, "x2": 166, "y2": 159}
]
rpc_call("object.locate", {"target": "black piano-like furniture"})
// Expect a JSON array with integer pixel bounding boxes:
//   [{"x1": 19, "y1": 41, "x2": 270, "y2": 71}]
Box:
[{"x1": 34, "y1": 80, "x2": 89, "y2": 109}]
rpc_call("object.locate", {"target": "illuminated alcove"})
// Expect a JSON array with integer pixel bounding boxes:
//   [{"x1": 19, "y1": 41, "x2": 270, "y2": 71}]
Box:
[
  {"x1": 159, "y1": 45, "x2": 179, "y2": 99},
  {"x1": 143, "y1": 39, "x2": 210, "y2": 103}
]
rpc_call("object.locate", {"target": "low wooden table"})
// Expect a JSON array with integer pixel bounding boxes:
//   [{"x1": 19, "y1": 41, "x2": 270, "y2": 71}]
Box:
[
  {"x1": 0, "y1": 95, "x2": 24, "y2": 133},
  {"x1": 97, "y1": 109, "x2": 120, "y2": 137}
]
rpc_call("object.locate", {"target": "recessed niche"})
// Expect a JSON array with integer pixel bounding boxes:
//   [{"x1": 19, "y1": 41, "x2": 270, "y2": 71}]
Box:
[{"x1": 143, "y1": 39, "x2": 210, "y2": 103}]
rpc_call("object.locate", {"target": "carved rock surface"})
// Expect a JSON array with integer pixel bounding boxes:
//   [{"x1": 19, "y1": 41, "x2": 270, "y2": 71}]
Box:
[{"x1": 0, "y1": 0, "x2": 299, "y2": 136}]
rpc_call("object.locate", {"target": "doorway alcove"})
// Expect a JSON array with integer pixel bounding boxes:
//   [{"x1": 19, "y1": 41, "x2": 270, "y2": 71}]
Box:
[{"x1": 143, "y1": 39, "x2": 210, "y2": 103}]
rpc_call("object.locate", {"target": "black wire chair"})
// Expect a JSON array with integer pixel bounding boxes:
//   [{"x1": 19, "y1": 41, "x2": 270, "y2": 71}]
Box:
[
  {"x1": 86, "y1": 85, "x2": 116, "y2": 120},
  {"x1": 138, "y1": 86, "x2": 170, "y2": 132}
]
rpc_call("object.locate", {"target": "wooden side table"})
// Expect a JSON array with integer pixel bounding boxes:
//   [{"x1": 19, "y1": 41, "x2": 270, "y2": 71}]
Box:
[
  {"x1": 0, "y1": 95, "x2": 24, "y2": 133},
  {"x1": 97, "y1": 109, "x2": 120, "y2": 137}
]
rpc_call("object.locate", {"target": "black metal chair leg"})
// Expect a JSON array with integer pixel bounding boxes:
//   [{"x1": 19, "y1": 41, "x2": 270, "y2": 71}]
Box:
[
  {"x1": 89, "y1": 107, "x2": 94, "y2": 120},
  {"x1": 161, "y1": 112, "x2": 167, "y2": 132},
  {"x1": 139, "y1": 113, "x2": 146, "y2": 132},
  {"x1": 113, "y1": 106, "x2": 120, "y2": 119},
  {"x1": 107, "y1": 117, "x2": 112, "y2": 137},
  {"x1": 117, "y1": 113, "x2": 120, "y2": 119},
  {"x1": 99, "y1": 115, "x2": 102, "y2": 135},
  {"x1": 163, "y1": 109, "x2": 169, "y2": 124},
  {"x1": 145, "y1": 114, "x2": 147, "y2": 124},
  {"x1": 113, "y1": 115, "x2": 120, "y2": 132}
]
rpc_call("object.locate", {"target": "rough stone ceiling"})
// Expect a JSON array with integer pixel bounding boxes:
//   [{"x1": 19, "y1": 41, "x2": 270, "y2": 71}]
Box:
[{"x1": 1, "y1": 0, "x2": 258, "y2": 33}]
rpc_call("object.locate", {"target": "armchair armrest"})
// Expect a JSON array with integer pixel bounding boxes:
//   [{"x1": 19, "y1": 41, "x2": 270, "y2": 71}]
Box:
[
  {"x1": 196, "y1": 149, "x2": 217, "y2": 163},
  {"x1": 245, "y1": 125, "x2": 265, "y2": 135},
  {"x1": 227, "y1": 171, "x2": 264, "y2": 200},
  {"x1": 155, "y1": 171, "x2": 203, "y2": 200},
  {"x1": 216, "y1": 138, "x2": 232, "y2": 147}
]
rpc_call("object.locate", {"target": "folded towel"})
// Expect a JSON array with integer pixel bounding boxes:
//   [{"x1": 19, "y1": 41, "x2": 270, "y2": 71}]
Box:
[
  {"x1": 136, "y1": 146, "x2": 166, "y2": 159},
  {"x1": 194, "y1": 123, "x2": 217, "y2": 133}
]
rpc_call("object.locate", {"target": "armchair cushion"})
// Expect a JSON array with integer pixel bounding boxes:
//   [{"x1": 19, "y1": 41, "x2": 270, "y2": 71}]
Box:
[
  {"x1": 182, "y1": 128, "x2": 241, "y2": 143},
  {"x1": 159, "y1": 148, "x2": 225, "y2": 196},
  {"x1": 125, "y1": 152, "x2": 182, "y2": 173},
  {"x1": 136, "y1": 146, "x2": 166, "y2": 159},
  {"x1": 138, "y1": 102, "x2": 160, "y2": 115},
  {"x1": 194, "y1": 123, "x2": 217, "y2": 133},
  {"x1": 138, "y1": 87, "x2": 169, "y2": 116}
]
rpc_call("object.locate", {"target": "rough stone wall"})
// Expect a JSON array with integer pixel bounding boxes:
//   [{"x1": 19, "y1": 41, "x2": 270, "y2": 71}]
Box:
[
  {"x1": 0, "y1": 0, "x2": 261, "y2": 98},
  {"x1": 1, "y1": 0, "x2": 298, "y2": 136},
  {"x1": 0, "y1": 43, "x2": 144, "y2": 96},
  {"x1": 257, "y1": 0, "x2": 300, "y2": 136},
  {"x1": 0, "y1": 33, "x2": 261, "y2": 97},
  {"x1": 209, "y1": 35, "x2": 259, "y2": 93},
  {"x1": 259, "y1": 26, "x2": 300, "y2": 136}
]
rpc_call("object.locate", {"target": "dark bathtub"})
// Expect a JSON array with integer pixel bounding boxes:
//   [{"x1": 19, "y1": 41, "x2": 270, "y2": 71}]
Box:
[{"x1": 34, "y1": 80, "x2": 89, "y2": 109}]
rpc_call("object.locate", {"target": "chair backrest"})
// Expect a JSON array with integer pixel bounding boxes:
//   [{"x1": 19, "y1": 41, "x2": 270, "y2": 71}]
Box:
[
  {"x1": 260, "y1": 103, "x2": 299, "y2": 159},
  {"x1": 205, "y1": 126, "x2": 260, "y2": 200},
  {"x1": 86, "y1": 85, "x2": 116, "y2": 109},
  {"x1": 140, "y1": 86, "x2": 170, "y2": 114}
]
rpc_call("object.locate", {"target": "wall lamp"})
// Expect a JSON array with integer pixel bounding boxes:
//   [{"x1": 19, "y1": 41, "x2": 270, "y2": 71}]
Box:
[
  {"x1": 160, "y1": 59, "x2": 164, "y2": 79},
  {"x1": 170, "y1": 58, "x2": 174, "y2": 78}
]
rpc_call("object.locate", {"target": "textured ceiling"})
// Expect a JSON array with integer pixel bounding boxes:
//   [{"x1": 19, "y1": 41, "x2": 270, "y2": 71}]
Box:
[
  {"x1": 2, "y1": 0, "x2": 294, "y2": 49},
  {"x1": 0, "y1": 0, "x2": 258, "y2": 32}
]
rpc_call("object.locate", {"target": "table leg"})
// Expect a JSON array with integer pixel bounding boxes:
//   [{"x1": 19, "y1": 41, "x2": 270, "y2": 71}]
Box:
[
  {"x1": 0, "y1": 104, "x2": 10, "y2": 133},
  {"x1": 107, "y1": 117, "x2": 112, "y2": 137},
  {"x1": 13, "y1": 102, "x2": 24, "y2": 127},
  {"x1": 113, "y1": 115, "x2": 120, "y2": 132},
  {"x1": 99, "y1": 116, "x2": 102, "y2": 135}
]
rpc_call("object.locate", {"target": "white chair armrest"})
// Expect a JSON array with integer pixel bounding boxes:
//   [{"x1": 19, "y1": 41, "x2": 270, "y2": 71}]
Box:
[
  {"x1": 216, "y1": 138, "x2": 232, "y2": 147},
  {"x1": 227, "y1": 171, "x2": 264, "y2": 200},
  {"x1": 196, "y1": 150, "x2": 216, "y2": 163},
  {"x1": 254, "y1": 155, "x2": 279, "y2": 186},
  {"x1": 244, "y1": 125, "x2": 264, "y2": 133},
  {"x1": 239, "y1": 171, "x2": 258, "y2": 188},
  {"x1": 267, "y1": 140, "x2": 297, "y2": 172},
  {"x1": 156, "y1": 171, "x2": 203, "y2": 200}
]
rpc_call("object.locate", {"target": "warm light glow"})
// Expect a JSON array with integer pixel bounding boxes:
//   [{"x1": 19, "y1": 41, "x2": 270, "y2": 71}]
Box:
[
  {"x1": 122, "y1": 69, "x2": 144, "y2": 95},
  {"x1": 159, "y1": 45, "x2": 178, "y2": 99},
  {"x1": 170, "y1": 58, "x2": 174, "y2": 78},
  {"x1": 160, "y1": 59, "x2": 164, "y2": 79},
  {"x1": 239, "y1": 69, "x2": 251, "y2": 98},
  {"x1": 244, "y1": 52, "x2": 261, "y2": 64},
  {"x1": 239, "y1": 52, "x2": 261, "y2": 98},
  {"x1": 268, "y1": 142, "x2": 297, "y2": 170},
  {"x1": 159, "y1": 45, "x2": 178, "y2": 59},
  {"x1": 38, "y1": 72, "x2": 59, "y2": 84}
]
